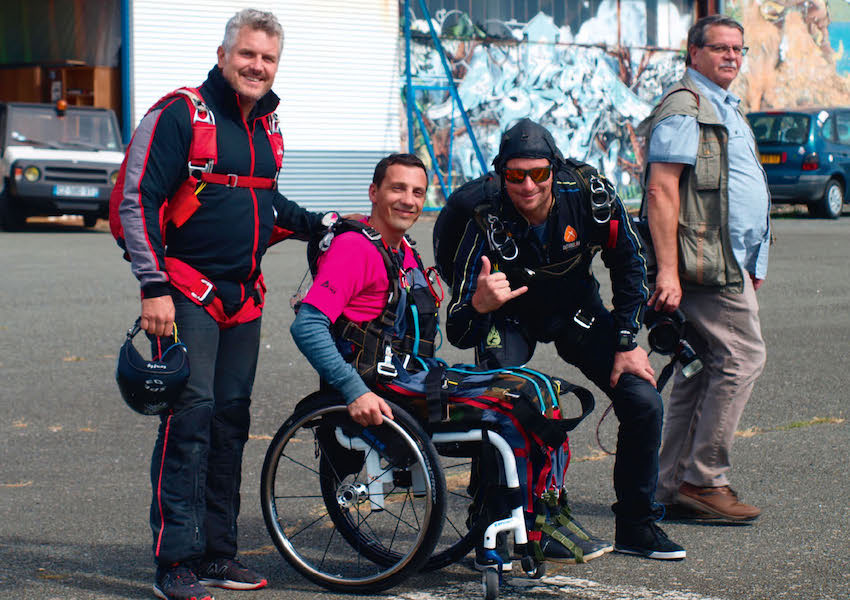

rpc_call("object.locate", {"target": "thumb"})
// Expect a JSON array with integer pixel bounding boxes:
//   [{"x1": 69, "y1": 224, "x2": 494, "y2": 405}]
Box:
[
  {"x1": 381, "y1": 399, "x2": 394, "y2": 420},
  {"x1": 480, "y1": 255, "x2": 491, "y2": 276}
]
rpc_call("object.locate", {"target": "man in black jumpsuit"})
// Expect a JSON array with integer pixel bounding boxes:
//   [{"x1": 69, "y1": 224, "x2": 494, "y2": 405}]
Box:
[{"x1": 440, "y1": 119, "x2": 685, "y2": 560}]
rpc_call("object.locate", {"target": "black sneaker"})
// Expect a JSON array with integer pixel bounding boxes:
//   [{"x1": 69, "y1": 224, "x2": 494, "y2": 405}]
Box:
[
  {"x1": 197, "y1": 557, "x2": 268, "y2": 591},
  {"x1": 153, "y1": 564, "x2": 213, "y2": 600},
  {"x1": 474, "y1": 532, "x2": 513, "y2": 572},
  {"x1": 614, "y1": 521, "x2": 686, "y2": 560},
  {"x1": 538, "y1": 524, "x2": 610, "y2": 564}
]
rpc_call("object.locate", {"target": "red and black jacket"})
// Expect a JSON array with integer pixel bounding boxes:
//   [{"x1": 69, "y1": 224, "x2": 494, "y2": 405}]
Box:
[{"x1": 119, "y1": 66, "x2": 322, "y2": 311}]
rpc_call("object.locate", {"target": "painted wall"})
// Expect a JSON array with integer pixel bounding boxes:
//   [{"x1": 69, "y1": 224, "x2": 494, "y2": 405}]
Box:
[{"x1": 407, "y1": 0, "x2": 850, "y2": 207}]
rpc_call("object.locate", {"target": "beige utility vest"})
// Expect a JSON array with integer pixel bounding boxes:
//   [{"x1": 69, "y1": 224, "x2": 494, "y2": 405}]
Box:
[{"x1": 639, "y1": 72, "x2": 744, "y2": 292}]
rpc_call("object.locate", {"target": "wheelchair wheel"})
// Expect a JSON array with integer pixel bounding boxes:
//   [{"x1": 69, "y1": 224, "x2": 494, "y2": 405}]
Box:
[{"x1": 260, "y1": 396, "x2": 445, "y2": 593}]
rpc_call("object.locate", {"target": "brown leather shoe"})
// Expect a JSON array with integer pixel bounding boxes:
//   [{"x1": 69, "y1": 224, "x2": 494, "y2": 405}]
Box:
[{"x1": 676, "y1": 482, "x2": 761, "y2": 522}]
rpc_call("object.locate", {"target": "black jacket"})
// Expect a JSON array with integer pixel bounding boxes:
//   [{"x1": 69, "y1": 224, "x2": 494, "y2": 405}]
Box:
[
  {"x1": 445, "y1": 168, "x2": 650, "y2": 347},
  {"x1": 119, "y1": 66, "x2": 321, "y2": 306}
]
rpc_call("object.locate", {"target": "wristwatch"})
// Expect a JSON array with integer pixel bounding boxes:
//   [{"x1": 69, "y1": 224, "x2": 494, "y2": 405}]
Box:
[{"x1": 615, "y1": 329, "x2": 638, "y2": 352}]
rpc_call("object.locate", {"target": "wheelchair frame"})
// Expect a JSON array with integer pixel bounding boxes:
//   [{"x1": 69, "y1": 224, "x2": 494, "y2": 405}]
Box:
[{"x1": 260, "y1": 394, "x2": 545, "y2": 599}]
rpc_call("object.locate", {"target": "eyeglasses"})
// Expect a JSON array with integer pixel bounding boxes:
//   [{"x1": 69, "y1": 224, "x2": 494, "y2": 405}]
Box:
[
  {"x1": 702, "y1": 43, "x2": 748, "y2": 56},
  {"x1": 503, "y1": 165, "x2": 552, "y2": 184}
]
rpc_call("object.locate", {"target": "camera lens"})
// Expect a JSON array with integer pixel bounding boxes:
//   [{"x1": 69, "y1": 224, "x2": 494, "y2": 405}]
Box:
[{"x1": 648, "y1": 321, "x2": 680, "y2": 354}]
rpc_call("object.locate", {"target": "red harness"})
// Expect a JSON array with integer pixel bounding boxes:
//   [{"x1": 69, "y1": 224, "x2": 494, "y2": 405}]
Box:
[
  {"x1": 165, "y1": 257, "x2": 267, "y2": 329},
  {"x1": 111, "y1": 86, "x2": 293, "y2": 327}
]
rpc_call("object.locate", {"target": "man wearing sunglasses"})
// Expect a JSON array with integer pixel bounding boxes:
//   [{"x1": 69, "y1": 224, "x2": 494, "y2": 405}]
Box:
[
  {"x1": 641, "y1": 15, "x2": 768, "y2": 523},
  {"x1": 438, "y1": 118, "x2": 685, "y2": 560}
]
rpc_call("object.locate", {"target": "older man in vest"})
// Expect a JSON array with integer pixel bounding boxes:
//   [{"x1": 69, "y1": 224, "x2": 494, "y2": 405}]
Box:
[{"x1": 643, "y1": 14, "x2": 769, "y2": 522}]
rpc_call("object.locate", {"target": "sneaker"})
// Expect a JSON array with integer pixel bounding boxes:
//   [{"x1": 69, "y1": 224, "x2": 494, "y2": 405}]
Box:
[
  {"x1": 539, "y1": 525, "x2": 611, "y2": 564},
  {"x1": 153, "y1": 564, "x2": 213, "y2": 600},
  {"x1": 474, "y1": 532, "x2": 513, "y2": 572},
  {"x1": 197, "y1": 557, "x2": 268, "y2": 591},
  {"x1": 560, "y1": 520, "x2": 613, "y2": 562},
  {"x1": 614, "y1": 521, "x2": 686, "y2": 560},
  {"x1": 676, "y1": 482, "x2": 761, "y2": 522}
]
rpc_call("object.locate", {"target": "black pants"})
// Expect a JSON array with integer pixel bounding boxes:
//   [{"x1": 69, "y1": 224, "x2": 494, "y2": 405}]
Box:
[
  {"x1": 478, "y1": 304, "x2": 663, "y2": 525},
  {"x1": 149, "y1": 294, "x2": 261, "y2": 565}
]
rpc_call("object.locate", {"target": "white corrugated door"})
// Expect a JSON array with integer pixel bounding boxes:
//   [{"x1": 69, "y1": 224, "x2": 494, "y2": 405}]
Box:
[{"x1": 131, "y1": 0, "x2": 400, "y2": 211}]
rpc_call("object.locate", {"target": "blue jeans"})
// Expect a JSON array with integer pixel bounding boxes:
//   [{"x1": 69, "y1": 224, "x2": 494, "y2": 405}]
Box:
[{"x1": 149, "y1": 293, "x2": 261, "y2": 565}]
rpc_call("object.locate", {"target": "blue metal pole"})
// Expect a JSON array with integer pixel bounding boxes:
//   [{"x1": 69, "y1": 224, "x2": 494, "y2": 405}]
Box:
[
  {"x1": 416, "y1": 0, "x2": 487, "y2": 175},
  {"x1": 120, "y1": 0, "x2": 132, "y2": 143}
]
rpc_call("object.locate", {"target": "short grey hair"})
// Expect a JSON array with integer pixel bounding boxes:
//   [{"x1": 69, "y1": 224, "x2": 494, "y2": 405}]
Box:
[
  {"x1": 222, "y1": 9, "x2": 284, "y2": 56},
  {"x1": 686, "y1": 15, "x2": 744, "y2": 66}
]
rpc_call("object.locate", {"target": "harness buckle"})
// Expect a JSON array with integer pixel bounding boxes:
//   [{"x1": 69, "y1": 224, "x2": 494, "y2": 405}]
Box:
[
  {"x1": 573, "y1": 309, "x2": 595, "y2": 330},
  {"x1": 376, "y1": 346, "x2": 398, "y2": 378},
  {"x1": 191, "y1": 278, "x2": 215, "y2": 305},
  {"x1": 589, "y1": 175, "x2": 613, "y2": 225},
  {"x1": 225, "y1": 174, "x2": 238, "y2": 188},
  {"x1": 187, "y1": 159, "x2": 214, "y2": 178}
]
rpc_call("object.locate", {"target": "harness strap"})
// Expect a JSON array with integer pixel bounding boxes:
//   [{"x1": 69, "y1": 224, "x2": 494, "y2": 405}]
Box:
[
  {"x1": 531, "y1": 513, "x2": 585, "y2": 563},
  {"x1": 164, "y1": 257, "x2": 265, "y2": 329},
  {"x1": 200, "y1": 172, "x2": 276, "y2": 189},
  {"x1": 424, "y1": 365, "x2": 447, "y2": 423},
  {"x1": 607, "y1": 219, "x2": 619, "y2": 249}
]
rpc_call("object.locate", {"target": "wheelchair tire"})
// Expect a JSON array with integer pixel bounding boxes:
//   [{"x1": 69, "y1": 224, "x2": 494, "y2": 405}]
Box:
[{"x1": 260, "y1": 394, "x2": 446, "y2": 593}]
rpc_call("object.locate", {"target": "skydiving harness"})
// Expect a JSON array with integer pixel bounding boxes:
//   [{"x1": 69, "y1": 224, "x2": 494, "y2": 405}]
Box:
[
  {"x1": 109, "y1": 86, "x2": 293, "y2": 328},
  {"x1": 469, "y1": 167, "x2": 619, "y2": 338},
  {"x1": 305, "y1": 219, "x2": 595, "y2": 446},
  {"x1": 472, "y1": 166, "x2": 619, "y2": 280}
]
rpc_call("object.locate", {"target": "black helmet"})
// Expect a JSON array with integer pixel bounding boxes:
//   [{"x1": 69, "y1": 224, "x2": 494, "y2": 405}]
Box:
[
  {"x1": 492, "y1": 118, "x2": 564, "y2": 174},
  {"x1": 115, "y1": 319, "x2": 189, "y2": 415}
]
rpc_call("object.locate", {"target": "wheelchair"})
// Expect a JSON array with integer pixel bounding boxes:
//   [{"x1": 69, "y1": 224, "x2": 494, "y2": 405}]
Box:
[{"x1": 260, "y1": 390, "x2": 554, "y2": 599}]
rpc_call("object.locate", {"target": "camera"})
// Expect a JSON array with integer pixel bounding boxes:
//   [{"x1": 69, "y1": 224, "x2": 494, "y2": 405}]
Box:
[{"x1": 644, "y1": 307, "x2": 703, "y2": 380}]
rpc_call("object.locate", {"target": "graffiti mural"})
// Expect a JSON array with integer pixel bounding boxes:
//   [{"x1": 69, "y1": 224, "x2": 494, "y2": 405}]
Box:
[
  {"x1": 404, "y1": 1, "x2": 850, "y2": 208},
  {"x1": 405, "y1": 6, "x2": 688, "y2": 207}
]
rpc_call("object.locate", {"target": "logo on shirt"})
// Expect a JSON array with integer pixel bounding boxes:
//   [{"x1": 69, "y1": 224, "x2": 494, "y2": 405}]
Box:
[
  {"x1": 485, "y1": 325, "x2": 502, "y2": 349},
  {"x1": 320, "y1": 280, "x2": 336, "y2": 294},
  {"x1": 562, "y1": 225, "x2": 580, "y2": 250}
]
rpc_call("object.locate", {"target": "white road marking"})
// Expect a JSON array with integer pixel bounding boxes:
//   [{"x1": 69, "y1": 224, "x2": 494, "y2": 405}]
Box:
[{"x1": 393, "y1": 575, "x2": 726, "y2": 600}]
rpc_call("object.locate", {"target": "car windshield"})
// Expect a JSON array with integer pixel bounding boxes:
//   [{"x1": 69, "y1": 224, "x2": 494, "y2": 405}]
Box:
[
  {"x1": 749, "y1": 113, "x2": 810, "y2": 145},
  {"x1": 6, "y1": 105, "x2": 122, "y2": 151}
]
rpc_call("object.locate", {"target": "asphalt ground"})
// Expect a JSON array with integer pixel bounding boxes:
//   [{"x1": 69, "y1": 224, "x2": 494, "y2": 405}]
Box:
[{"x1": 0, "y1": 210, "x2": 847, "y2": 600}]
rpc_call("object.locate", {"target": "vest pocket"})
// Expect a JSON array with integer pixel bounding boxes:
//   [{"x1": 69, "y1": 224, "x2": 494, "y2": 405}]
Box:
[
  {"x1": 695, "y1": 138, "x2": 721, "y2": 190},
  {"x1": 678, "y1": 223, "x2": 725, "y2": 285}
]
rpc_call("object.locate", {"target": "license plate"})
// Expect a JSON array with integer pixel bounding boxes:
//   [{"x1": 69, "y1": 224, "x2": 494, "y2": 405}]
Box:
[
  {"x1": 53, "y1": 185, "x2": 99, "y2": 198},
  {"x1": 760, "y1": 153, "x2": 781, "y2": 164}
]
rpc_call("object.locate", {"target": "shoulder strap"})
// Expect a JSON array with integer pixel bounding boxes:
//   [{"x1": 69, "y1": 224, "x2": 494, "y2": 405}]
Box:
[{"x1": 559, "y1": 160, "x2": 619, "y2": 248}]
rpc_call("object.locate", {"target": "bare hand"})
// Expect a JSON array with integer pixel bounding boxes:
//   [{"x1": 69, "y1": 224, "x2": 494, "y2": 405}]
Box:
[
  {"x1": 471, "y1": 255, "x2": 528, "y2": 314},
  {"x1": 750, "y1": 273, "x2": 764, "y2": 291},
  {"x1": 140, "y1": 295, "x2": 176, "y2": 338},
  {"x1": 348, "y1": 392, "x2": 394, "y2": 427},
  {"x1": 648, "y1": 270, "x2": 682, "y2": 312},
  {"x1": 610, "y1": 346, "x2": 656, "y2": 388}
]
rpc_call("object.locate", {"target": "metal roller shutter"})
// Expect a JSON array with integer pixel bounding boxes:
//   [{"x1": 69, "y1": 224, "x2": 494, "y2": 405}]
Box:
[{"x1": 130, "y1": 0, "x2": 400, "y2": 211}]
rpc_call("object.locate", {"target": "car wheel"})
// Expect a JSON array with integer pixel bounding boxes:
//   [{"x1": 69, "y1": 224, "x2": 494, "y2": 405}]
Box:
[
  {"x1": 83, "y1": 215, "x2": 99, "y2": 228},
  {"x1": 819, "y1": 179, "x2": 843, "y2": 219},
  {"x1": 0, "y1": 190, "x2": 27, "y2": 231}
]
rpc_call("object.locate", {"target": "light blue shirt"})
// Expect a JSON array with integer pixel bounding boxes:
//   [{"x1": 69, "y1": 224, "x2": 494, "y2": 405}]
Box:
[{"x1": 648, "y1": 68, "x2": 770, "y2": 279}]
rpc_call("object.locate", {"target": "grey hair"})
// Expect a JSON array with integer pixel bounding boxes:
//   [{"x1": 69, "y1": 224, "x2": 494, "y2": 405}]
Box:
[
  {"x1": 222, "y1": 9, "x2": 284, "y2": 56},
  {"x1": 685, "y1": 15, "x2": 744, "y2": 66}
]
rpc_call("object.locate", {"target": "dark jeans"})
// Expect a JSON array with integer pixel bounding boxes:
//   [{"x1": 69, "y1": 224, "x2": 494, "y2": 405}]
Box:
[
  {"x1": 478, "y1": 303, "x2": 664, "y2": 525},
  {"x1": 149, "y1": 293, "x2": 261, "y2": 565},
  {"x1": 554, "y1": 308, "x2": 664, "y2": 525}
]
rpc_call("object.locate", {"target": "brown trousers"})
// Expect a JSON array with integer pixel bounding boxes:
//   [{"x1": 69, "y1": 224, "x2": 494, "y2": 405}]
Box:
[{"x1": 656, "y1": 276, "x2": 766, "y2": 502}]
